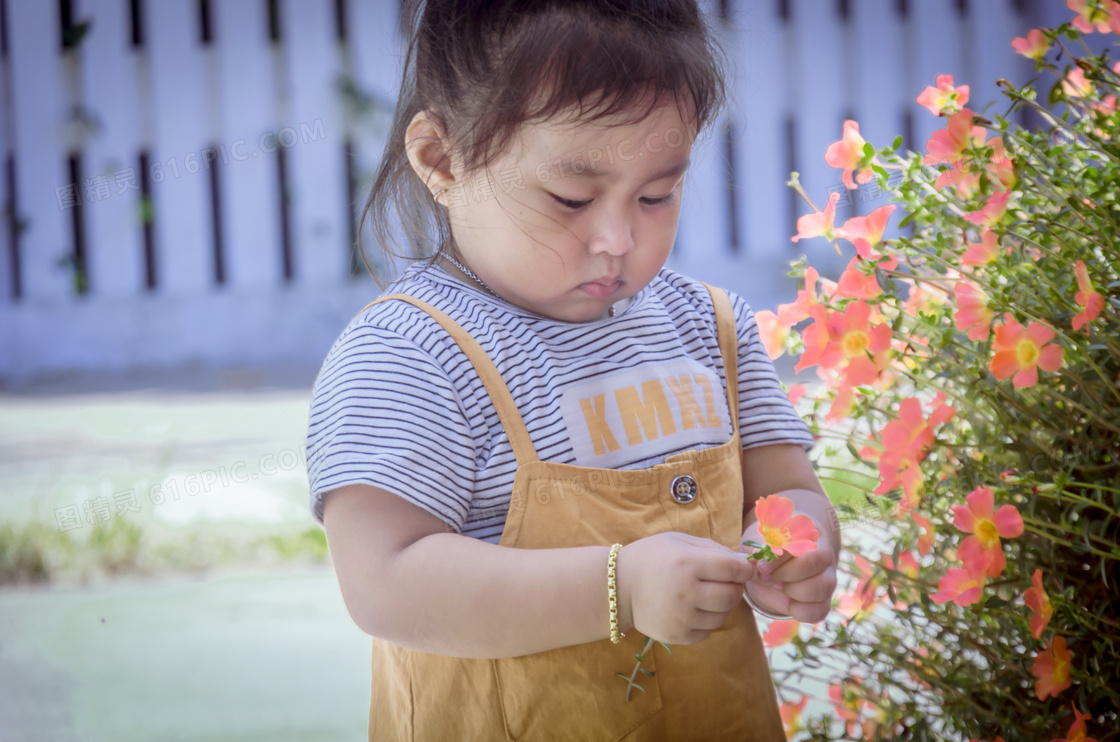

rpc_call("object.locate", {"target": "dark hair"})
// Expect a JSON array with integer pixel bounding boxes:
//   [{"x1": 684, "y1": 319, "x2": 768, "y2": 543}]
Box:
[{"x1": 356, "y1": 0, "x2": 730, "y2": 286}]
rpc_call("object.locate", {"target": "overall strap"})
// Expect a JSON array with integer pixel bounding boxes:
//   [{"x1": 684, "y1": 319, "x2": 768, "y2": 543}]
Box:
[
  {"x1": 700, "y1": 282, "x2": 740, "y2": 434},
  {"x1": 356, "y1": 294, "x2": 540, "y2": 467}
]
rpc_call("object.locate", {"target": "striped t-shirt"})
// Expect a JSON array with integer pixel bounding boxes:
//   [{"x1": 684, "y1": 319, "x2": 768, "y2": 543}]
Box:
[{"x1": 306, "y1": 262, "x2": 815, "y2": 542}]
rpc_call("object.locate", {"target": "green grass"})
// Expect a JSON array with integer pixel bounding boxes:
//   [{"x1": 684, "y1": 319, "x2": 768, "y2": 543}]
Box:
[{"x1": 0, "y1": 516, "x2": 330, "y2": 587}]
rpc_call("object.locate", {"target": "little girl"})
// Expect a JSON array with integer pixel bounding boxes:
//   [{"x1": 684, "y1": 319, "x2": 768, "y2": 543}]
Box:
[{"x1": 307, "y1": 1, "x2": 839, "y2": 739}]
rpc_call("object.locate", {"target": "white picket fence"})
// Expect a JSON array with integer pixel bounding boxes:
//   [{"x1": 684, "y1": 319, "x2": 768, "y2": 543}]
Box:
[{"x1": 0, "y1": 0, "x2": 1056, "y2": 383}]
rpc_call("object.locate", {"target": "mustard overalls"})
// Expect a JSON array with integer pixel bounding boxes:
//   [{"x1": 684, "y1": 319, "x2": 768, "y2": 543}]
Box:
[{"x1": 356, "y1": 282, "x2": 786, "y2": 741}]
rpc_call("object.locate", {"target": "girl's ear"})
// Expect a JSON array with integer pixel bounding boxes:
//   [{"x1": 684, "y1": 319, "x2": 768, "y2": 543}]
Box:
[{"x1": 405, "y1": 110, "x2": 458, "y2": 195}]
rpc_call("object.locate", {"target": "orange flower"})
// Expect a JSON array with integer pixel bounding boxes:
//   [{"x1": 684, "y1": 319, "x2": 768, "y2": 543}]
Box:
[
  {"x1": 1012, "y1": 28, "x2": 1050, "y2": 60},
  {"x1": 762, "y1": 619, "x2": 801, "y2": 648},
  {"x1": 829, "y1": 679, "x2": 865, "y2": 738},
  {"x1": 776, "y1": 266, "x2": 821, "y2": 327},
  {"x1": 874, "y1": 396, "x2": 956, "y2": 501},
  {"x1": 964, "y1": 190, "x2": 1010, "y2": 227},
  {"x1": 754, "y1": 494, "x2": 820, "y2": 558},
  {"x1": 1050, "y1": 702, "x2": 1098, "y2": 742},
  {"x1": 786, "y1": 383, "x2": 808, "y2": 407},
  {"x1": 792, "y1": 191, "x2": 841, "y2": 243},
  {"x1": 951, "y1": 486, "x2": 1024, "y2": 578},
  {"x1": 1023, "y1": 568, "x2": 1053, "y2": 640},
  {"x1": 924, "y1": 108, "x2": 986, "y2": 168},
  {"x1": 798, "y1": 301, "x2": 893, "y2": 388},
  {"x1": 836, "y1": 257, "x2": 884, "y2": 301},
  {"x1": 779, "y1": 695, "x2": 809, "y2": 740},
  {"x1": 836, "y1": 204, "x2": 897, "y2": 259},
  {"x1": 990, "y1": 314, "x2": 1065, "y2": 388},
  {"x1": 1062, "y1": 67, "x2": 1094, "y2": 99},
  {"x1": 911, "y1": 511, "x2": 935, "y2": 556},
  {"x1": 917, "y1": 74, "x2": 970, "y2": 116},
  {"x1": 961, "y1": 229, "x2": 1001, "y2": 267},
  {"x1": 1032, "y1": 634, "x2": 1072, "y2": 700},
  {"x1": 1068, "y1": 0, "x2": 1117, "y2": 34},
  {"x1": 754, "y1": 309, "x2": 787, "y2": 360},
  {"x1": 1072, "y1": 260, "x2": 1105, "y2": 331},
  {"x1": 825, "y1": 120, "x2": 877, "y2": 190},
  {"x1": 953, "y1": 281, "x2": 993, "y2": 341},
  {"x1": 931, "y1": 565, "x2": 987, "y2": 606}
]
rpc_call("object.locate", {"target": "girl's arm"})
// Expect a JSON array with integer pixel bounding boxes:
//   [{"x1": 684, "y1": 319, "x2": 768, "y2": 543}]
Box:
[{"x1": 323, "y1": 483, "x2": 757, "y2": 659}]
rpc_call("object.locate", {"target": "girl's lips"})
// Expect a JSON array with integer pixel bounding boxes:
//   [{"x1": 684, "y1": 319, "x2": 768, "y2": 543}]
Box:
[{"x1": 579, "y1": 279, "x2": 622, "y2": 299}]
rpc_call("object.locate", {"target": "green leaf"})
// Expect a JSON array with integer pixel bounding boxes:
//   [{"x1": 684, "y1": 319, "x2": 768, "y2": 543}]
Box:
[
  {"x1": 630, "y1": 682, "x2": 646, "y2": 693},
  {"x1": 657, "y1": 641, "x2": 673, "y2": 655},
  {"x1": 891, "y1": 135, "x2": 903, "y2": 152},
  {"x1": 640, "y1": 668, "x2": 655, "y2": 677},
  {"x1": 615, "y1": 673, "x2": 630, "y2": 681}
]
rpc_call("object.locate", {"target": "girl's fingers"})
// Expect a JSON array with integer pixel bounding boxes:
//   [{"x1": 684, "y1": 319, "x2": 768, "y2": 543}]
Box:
[{"x1": 779, "y1": 566, "x2": 838, "y2": 604}]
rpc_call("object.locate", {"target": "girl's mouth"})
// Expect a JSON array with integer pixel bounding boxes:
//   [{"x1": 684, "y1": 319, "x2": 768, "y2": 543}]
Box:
[{"x1": 579, "y1": 279, "x2": 622, "y2": 299}]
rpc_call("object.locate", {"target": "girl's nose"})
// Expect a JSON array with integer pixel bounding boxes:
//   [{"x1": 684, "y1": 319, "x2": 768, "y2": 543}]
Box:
[{"x1": 586, "y1": 212, "x2": 635, "y2": 257}]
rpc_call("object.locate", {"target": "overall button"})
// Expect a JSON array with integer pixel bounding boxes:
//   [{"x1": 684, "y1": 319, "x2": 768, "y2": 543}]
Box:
[{"x1": 670, "y1": 474, "x2": 697, "y2": 504}]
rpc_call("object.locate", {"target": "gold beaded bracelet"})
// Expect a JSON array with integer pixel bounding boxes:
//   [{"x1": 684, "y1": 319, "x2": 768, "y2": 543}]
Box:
[{"x1": 608, "y1": 543, "x2": 625, "y2": 644}]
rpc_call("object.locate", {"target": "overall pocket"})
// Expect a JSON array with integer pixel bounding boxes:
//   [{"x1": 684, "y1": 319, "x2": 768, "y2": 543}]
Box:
[{"x1": 493, "y1": 633, "x2": 664, "y2": 742}]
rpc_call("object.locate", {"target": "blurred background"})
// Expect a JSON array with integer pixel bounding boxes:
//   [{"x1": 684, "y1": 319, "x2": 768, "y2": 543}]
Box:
[{"x1": 0, "y1": 0, "x2": 1069, "y2": 740}]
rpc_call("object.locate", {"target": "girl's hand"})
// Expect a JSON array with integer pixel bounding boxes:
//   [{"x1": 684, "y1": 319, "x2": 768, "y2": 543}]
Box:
[
  {"x1": 740, "y1": 518, "x2": 837, "y2": 624},
  {"x1": 616, "y1": 532, "x2": 757, "y2": 645}
]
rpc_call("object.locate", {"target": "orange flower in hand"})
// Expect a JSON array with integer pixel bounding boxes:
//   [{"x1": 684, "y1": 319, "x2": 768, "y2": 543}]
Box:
[
  {"x1": 1032, "y1": 634, "x2": 1073, "y2": 700},
  {"x1": 1023, "y1": 568, "x2": 1053, "y2": 640},
  {"x1": 754, "y1": 494, "x2": 820, "y2": 558},
  {"x1": 990, "y1": 314, "x2": 1064, "y2": 388}
]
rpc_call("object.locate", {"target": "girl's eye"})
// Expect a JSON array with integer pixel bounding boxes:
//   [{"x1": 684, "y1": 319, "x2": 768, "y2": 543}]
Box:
[
  {"x1": 553, "y1": 196, "x2": 590, "y2": 211},
  {"x1": 550, "y1": 193, "x2": 677, "y2": 211}
]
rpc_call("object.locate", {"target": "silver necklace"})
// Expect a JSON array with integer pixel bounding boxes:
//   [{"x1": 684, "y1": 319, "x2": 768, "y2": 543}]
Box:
[
  {"x1": 437, "y1": 250, "x2": 500, "y2": 298},
  {"x1": 436, "y1": 250, "x2": 618, "y2": 318}
]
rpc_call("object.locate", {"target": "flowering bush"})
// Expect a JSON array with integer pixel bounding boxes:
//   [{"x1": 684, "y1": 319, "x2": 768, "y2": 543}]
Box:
[{"x1": 757, "y1": 6, "x2": 1119, "y2": 741}]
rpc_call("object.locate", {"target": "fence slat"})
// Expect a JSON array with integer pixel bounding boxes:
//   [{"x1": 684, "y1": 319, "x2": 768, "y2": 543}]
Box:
[
  {"x1": 911, "y1": 1, "x2": 966, "y2": 162},
  {"x1": 735, "y1": 2, "x2": 791, "y2": 261},
  {"x1": 0, "y1": 26, "x2": 11, "y2": 303},
  {"x1": 82, "y1": 0, "x2": 145, "y2": 297},
  {"x1": 791, "y1": 0, "x2": 849, "y2": 278},
  {"x1": 972, "y1": 0, "x2": 1031, "y2": 116},
  {"x1": 8, "y1": 0, "x2": 71, "y2": 301},
  {"x1": 214, "y1": 0, "x2": 281, "y2": 290},
  {"x1": 851, "y1": 0, "x2": 909, "y2": 245},
  {"x1": 281, "y1": 0, "x2": 346, "y2": 286},
  {"x1": 147, "y1": 0, "x2": 214, "y2": 296}
]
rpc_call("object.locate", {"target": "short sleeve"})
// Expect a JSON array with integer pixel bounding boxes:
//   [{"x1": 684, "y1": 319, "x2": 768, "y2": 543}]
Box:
[
  {"x1": 729, "y1": 291, "x2": 816, "y2": 453},
  {"x1": 305, "y1": 321, "x2": 480, "y2": 528}
]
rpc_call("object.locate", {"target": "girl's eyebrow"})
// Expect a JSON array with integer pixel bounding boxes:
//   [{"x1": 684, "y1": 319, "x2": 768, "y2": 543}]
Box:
[{"x1": 564, "y1": 157, "x2": 691, "y2": 183}]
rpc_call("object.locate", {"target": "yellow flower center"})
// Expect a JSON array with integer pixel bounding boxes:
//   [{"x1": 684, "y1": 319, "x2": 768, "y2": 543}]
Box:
[
  {"x1": 761, "y1": 524, "x2": 790, "y2": 548},
  {"x1": 843, "y1": 330, "x2": 870, "y2": 357},
  {"x1": 976, "y1": 519, "x2": 1000, "y2": 548},
  {"x1": 1016, "y1": 338, "x2": 1039, "y2": 366}
]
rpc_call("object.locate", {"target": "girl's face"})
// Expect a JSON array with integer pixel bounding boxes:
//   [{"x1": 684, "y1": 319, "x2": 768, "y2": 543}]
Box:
[{"x1": 442, "y1": 101, "x2": 695, "y2": 323}]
